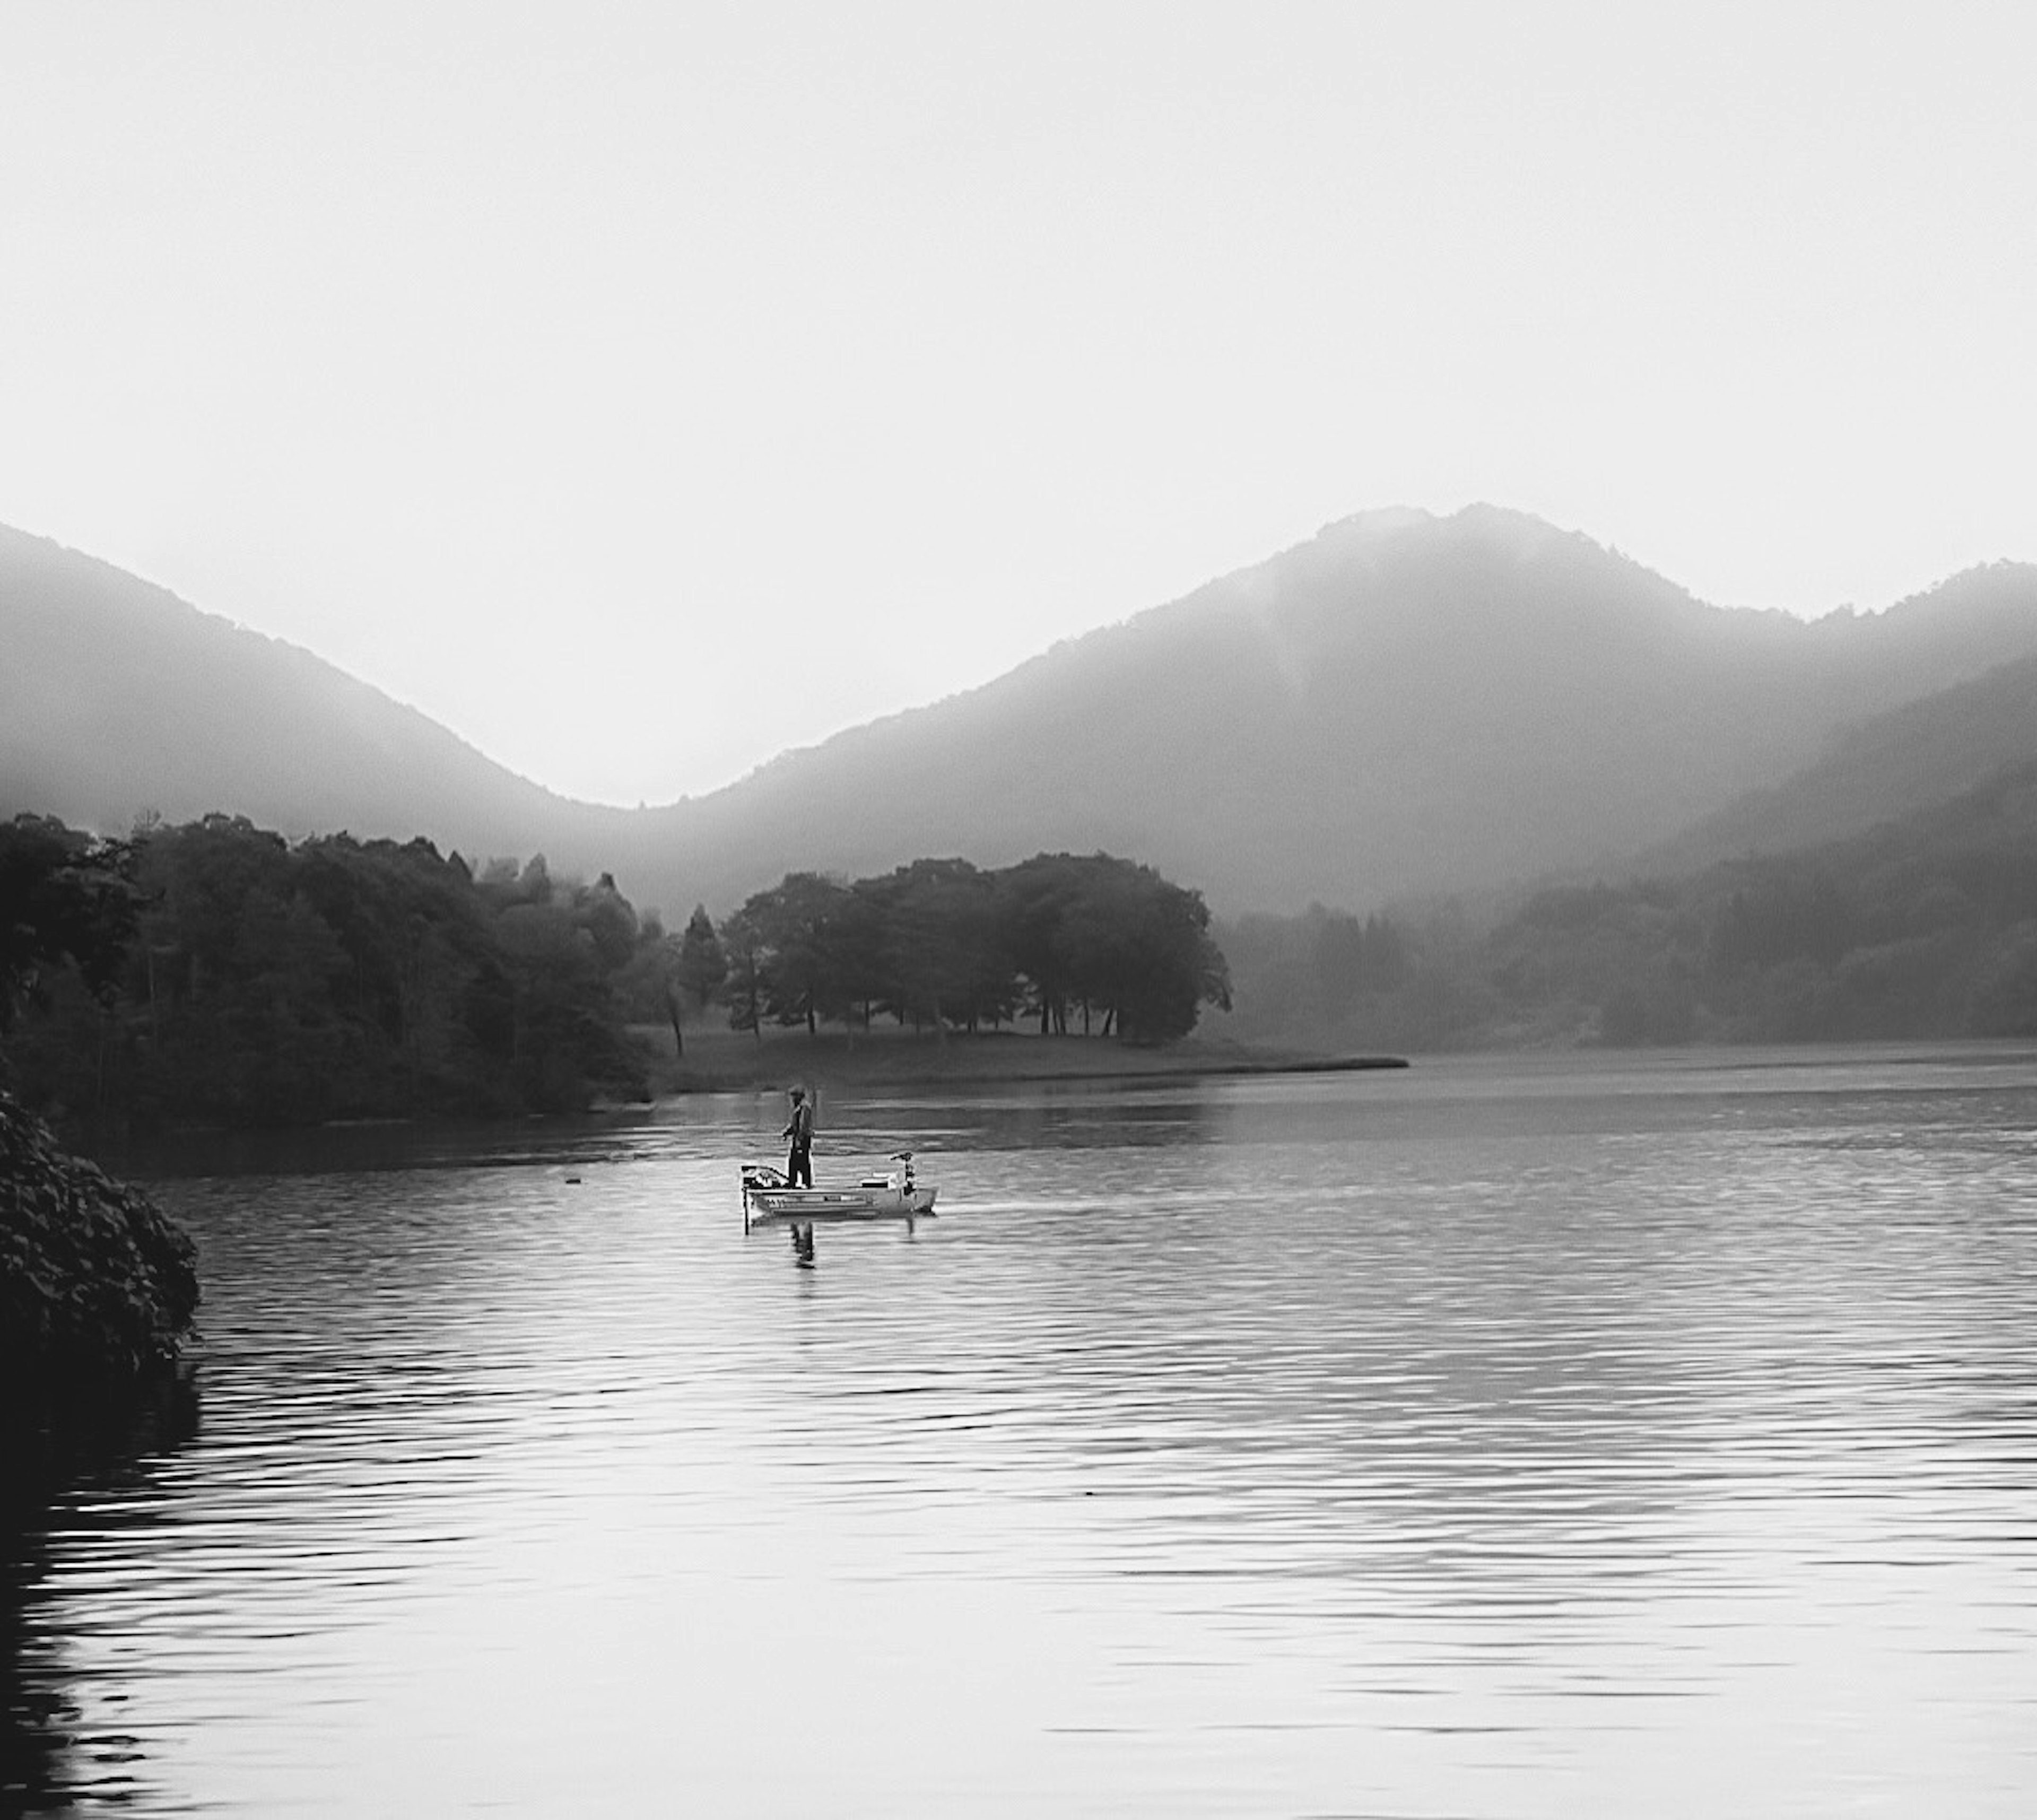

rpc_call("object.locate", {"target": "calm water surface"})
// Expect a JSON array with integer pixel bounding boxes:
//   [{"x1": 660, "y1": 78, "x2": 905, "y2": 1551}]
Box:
[{"x1": 11, "y1": 1046, "x2": 2037, "y2": 1816}]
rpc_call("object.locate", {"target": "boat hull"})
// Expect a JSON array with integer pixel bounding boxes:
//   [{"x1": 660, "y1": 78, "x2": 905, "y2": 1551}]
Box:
[
  {"x1": 743, "y1": 1185, "x2": 938, "y2": 1227},
  {"x1": 741, "y1": 1155, "x2": 937, "y2": 1232}
]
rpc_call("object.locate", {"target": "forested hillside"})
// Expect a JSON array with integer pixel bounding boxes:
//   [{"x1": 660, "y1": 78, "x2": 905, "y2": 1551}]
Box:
[
  {"x1": 1217, "y1": 759, "x2": 2037, "y2": 1050},
  {"x1": 1642, "y1": 643, "x2": 2037, "y2": 873}
]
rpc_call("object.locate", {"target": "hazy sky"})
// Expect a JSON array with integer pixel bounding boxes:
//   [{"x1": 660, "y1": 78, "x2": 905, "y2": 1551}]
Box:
[{"x1": 4, "y1": 3, "x2": 2033, "y2": 805}]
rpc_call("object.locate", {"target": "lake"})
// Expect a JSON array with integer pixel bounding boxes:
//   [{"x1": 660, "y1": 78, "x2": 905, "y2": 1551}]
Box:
[{"x1": 10, "y1": 1045, "x2": 2037, "y2": 1816}]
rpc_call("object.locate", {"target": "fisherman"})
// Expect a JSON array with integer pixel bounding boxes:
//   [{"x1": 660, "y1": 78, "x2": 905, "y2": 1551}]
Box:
[{"x1": 781, "y1": 1085, "x2": 814, "y2": 1189}]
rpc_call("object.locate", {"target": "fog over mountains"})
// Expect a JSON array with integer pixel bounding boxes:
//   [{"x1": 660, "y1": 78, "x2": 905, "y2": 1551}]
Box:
[
  {"x1": 1, "y1": 523, "x2": 629, "y2": 868},
  {"x1": 1638, "y1": 647, "x2": 2037, "y2": 877},
  {"x1": 7, "y1": 508, "x2": 2037, "y2": 919}
]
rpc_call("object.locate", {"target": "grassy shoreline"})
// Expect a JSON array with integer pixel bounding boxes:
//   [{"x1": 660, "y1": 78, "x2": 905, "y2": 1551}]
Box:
[{"x1": 639, "y1": 1024, "x2": 1408, "y2": 1096}]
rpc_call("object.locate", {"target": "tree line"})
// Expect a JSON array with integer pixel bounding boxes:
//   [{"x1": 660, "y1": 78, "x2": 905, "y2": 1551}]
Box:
[
  {"x1": 2, "y1": 813, "x2": 652, "y2": 1125},
  {"x1": 1216, "y1": 762, "x2": 2037, "y2": 1050},
  {"x1": 715, "y1": 852, "x2": 1231, "y2": 1043},
  {"x1": 1, "y1": 814, "x2": 1231, "y2": 1129}
]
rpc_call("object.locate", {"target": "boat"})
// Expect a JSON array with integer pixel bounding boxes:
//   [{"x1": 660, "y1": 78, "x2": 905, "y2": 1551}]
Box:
[{"x1": 740, "y1": 1151, "x2": 937, "y2": 1234}]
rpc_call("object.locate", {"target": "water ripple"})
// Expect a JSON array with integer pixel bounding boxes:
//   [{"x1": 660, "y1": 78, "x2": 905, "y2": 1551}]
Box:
[{"x1": 10, "y1": 1048, "x2": 2037, "y2": 1816}]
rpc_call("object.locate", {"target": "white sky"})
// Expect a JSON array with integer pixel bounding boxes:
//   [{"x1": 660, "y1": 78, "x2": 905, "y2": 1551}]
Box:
[{"x1": 4, "y1": 2, "x2": 2033, "y2": 805}]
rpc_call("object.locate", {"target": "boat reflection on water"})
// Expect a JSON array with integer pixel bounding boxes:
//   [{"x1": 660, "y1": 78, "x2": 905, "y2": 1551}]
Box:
[{"x1": 739, "y1": 1151, "x2": 937, "y2": 1262}]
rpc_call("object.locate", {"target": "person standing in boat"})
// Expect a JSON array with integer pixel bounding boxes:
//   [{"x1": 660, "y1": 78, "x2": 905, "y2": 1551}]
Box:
[{"x1": 781, "y1": 1086, "x2": 814, "y2": 1188}]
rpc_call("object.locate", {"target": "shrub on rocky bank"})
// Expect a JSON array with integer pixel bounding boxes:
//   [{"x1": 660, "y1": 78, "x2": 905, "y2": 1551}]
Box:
[{"x1": 2, "y1": 1090, "x2": 199, "y2": 1391}]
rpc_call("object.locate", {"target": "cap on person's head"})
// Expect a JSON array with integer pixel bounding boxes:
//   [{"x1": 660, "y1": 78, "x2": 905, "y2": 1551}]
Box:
[{"x1": 790, "y1": 1086, "x2": 805, "y2": 1101}]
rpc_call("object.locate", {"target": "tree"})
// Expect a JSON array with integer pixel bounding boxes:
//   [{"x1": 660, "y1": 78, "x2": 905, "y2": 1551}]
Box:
[
  {"x1": 615, "y1": 914, "x2": 687, "y2": 1055},
  {"x1": 721, "y1": 907, "x2": 767, "y2": 1043},
  {"x1": 737, "y1": 873, "x2": 857, "y2": 1034},
  {"x1": 830, "y1": 884, "x2": 891, "y2": 1030},
  {"x1": 574, "y1": 872, "x2": 640, "y2": 973},
  {"x1": 999, "y1": 854, "x2": 1087, "y2": 1035},
  {"x1": 995, "y1": 853, "x2": 1226, "y2": 1042},
  {"x1": 675, "y1": 904, "x2": 727, "y2": 1013},
  {"x1": 872, "y1": 859, "x2": 1014, "y2": 1035},
  {"x1": 1, "y1": 815, "x2": 142, "y2": 1033}
]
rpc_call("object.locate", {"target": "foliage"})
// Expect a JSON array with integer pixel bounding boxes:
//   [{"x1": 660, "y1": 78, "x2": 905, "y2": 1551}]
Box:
[
  {"x1": 6, "y1": 814, "x2": 1230, "y2": 1128},
  {"x1": 2, "y1": 1087, "x2": 199, "y2": 1386},
  {"x1": 721, "y1": 851, "x2": 1230, "y2": 1044},
  {"x1": 3, "y1": 814, "x2": 656, "y2": 1128},
  {"x1": 718, "y1": 905, "x2": 768, "y2": 1043},
  {"x1": 1215, "y1": 762, "x2": 2037, "y2": 1050},
  {"x1": 1, "y1": 815, "x2": 143, "y2": 1033},
  {"x1": 675, "y1": 904, "x2": 727, "y2": 1012}
]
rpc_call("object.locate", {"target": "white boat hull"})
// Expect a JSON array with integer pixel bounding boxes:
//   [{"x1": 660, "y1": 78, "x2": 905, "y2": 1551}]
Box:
[{"x1": 741, "y1": 1155, "x2": 937, "y2": 1232}]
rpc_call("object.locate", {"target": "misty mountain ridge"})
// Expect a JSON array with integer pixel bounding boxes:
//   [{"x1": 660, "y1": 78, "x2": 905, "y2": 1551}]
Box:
[
  {"x1": 640, "y1": 507, "x2": 2037, "y2": 911},
  {"x1": 7, "y1": 508, "x2": 2037, "y2": 920},
  {"x1": 1641, "y1": 644, "x2": 2037, "y2": 876},
  {"x1": 1, "y1": 522, "x2": 631, "y2": 868}
]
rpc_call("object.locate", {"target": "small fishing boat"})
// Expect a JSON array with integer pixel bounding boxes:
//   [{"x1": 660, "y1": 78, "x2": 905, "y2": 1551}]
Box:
[{"x1": 740, "y1": 1151, "x2": 937, "y2": 1234}]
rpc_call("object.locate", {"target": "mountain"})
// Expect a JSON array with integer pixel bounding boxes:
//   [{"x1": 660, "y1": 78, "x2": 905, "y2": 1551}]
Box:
[
  {"x1": 1639, "y1": 643, "x2": 2037, "y2": 876},
  {"x1": 9, "y1": 509, "x2": 2037, "y2": 920},
  {"x1": 1, "y1": 524, "x2": 630, "y2": 874},
  {"x1": 616, "y1": 510, "x2": 2037, "y2": 912}
]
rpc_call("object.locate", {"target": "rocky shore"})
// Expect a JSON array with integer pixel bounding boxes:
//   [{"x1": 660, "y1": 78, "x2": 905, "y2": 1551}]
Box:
[{"x1": 2, "y1": 1090, "x2": 199, "y2": 1396}]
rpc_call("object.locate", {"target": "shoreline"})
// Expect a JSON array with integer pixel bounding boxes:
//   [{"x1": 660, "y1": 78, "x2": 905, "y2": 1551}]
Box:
[
  {"x1": 50, "y1": 1037, "x2": 1412, "y2": 1155},
  {"x1": 643, "y1": 1029, "x2": 1409, "y2": 1097}
]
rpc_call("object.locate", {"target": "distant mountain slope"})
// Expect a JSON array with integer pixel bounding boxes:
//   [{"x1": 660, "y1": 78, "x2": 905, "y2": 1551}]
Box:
[
  {"x1": 10, "y1": 510, "x2": 2037, "y2": 921},
  {"x1": 0, "y1": 524, "x2": 628, "y2": 869},
  {"x1": 619, "y1": 512, "x2": 2037, "y2": 912},
  {"x1": 1642, "y1": 646, "x2": 2037, "y2": 875}
]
